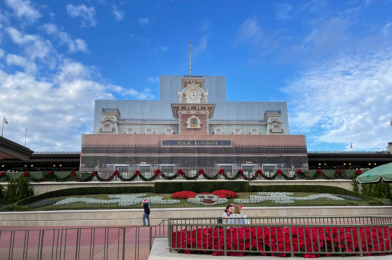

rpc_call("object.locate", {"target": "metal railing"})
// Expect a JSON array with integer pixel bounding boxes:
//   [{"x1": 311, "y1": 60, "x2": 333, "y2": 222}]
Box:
[
  {"x1": 0, "y1": 221, "x2": 168, "y2": 260},
  {"x1": 168, "y1": 217, "x2": 392, "y2": 257}
]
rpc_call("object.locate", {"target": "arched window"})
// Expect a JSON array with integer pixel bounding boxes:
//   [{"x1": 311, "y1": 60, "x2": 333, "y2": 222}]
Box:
[
  {"x1": 271, "y1": 124, "x2": 282, "y2": 133},
  {"x1": 103, "y1": 123, "x2": 111, "y2": 132},
  {"x1": 126, "y1": 128, "x2": 134, "y2": 134},
  {"x1": 165, "y1": 128, "x2": 173, "y2": 134},
  {"x1": 214, "y1": 128, "x2": 222, "y2": 135},
  {"x1": 251, "y1": 128, "x2": 258, "y2": 135},
  {"x1": 234, "y1": 128, "x2": 241, "y2": 135},
  {"x1": 145, "y1": 128, "x2": 153, "y2": 134},
  {"x1": 186, "y1": 116, "x2": 202, "y2": 129}
]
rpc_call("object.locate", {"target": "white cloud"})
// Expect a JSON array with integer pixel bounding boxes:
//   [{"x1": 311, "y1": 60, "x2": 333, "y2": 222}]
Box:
[
  {"x1": 7, "y1": 27, "x2": 52, "y2": 60},
  {"x1": 154, "y1": 46, "x2": 168, "y2": 53},
  {"x1": 129, "y1": 34, "x2": 149, "y2": 44},
  {"x1": 66, "y1": 4, "x2": 97, "y2": 27},
  {"x1": 148, "y1": 76, "x2": 159, "y2": 83},
  {"x1": 282, "y1": 50, "x2": 392, "y2": 150},
  {"x1": 137, "y1": 18, "x2": 149, "y2": 26},
  {"x1": 111, "y1": 6, "x2": 125, "y2": 21},
  {"x1": 192, "y1": 36, "x2": 208, "y2": 57},
  {"x1": 274, "y1": 3, "x2": 292, "y2": 20},
  {"x1": 43, "y1": 24, "x2": 89, "y2": 53},
  {"x1": 381, "y1": 23, "x2": 392, "y2": 37},
  {"x1": 0, "y1": 60, "x2": 154, "y2": 151},
  {"x1": 236, "y1": 18, "x2": 262, "y2": 46},
  {"x1": 5, "y1": 0, "x2": 41, "y2": 22},
  {"x1": 6, "y1": 53, "x2": 36, "y2": 73},
  {"x1": 200, "y1": 21, "x2": 209, "y2": 32},
  {"x1": 0, "y1": 48, "x2": 5, "y2": 58}
]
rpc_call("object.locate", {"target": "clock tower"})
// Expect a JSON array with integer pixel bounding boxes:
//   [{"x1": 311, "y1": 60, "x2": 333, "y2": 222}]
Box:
[{"x1": 172, "y1": 76, "x2": 215, "y2": 135}]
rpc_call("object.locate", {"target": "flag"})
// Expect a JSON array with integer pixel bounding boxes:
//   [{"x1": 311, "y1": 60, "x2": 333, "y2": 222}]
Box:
[{"x1": 4, "y1": 118, "x2": 8, "y2": 124}]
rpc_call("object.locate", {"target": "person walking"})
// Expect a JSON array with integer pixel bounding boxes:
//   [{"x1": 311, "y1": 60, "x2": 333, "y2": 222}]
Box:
[{"x1": 142, "y1": 199, "x2": 150, "y2": 226}]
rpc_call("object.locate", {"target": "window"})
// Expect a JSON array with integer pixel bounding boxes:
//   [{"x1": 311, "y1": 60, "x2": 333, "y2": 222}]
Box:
[
  {"x1": 234, "y1": 128, "x2": 241, "y2": 135},
  {"x1": 215, "y1": 128, "x2": 222, "y2": 135},
  {"x1": 165, "y1": 128, "x2": 173, "y2": 134},
  {"x1": 161, "y1": 166, "x2": 175, "y2": 176},
  {"x1": 186, "y1": 116, "x2": 202, "y2": 128},
  {"x1": 251, "y1": 128, "x2": 258, "y2": 135},
  {"x1": 103, "y1": 123, "x2": 111, "y2": 132},
  {"x1": 271, "y1": 124, "x2": 282, "y2": 133},
  {"x1": 242, "y1": 166, "x2": 254, "y2": 178},
  {"x1": 126, "y1": 128, "x2": 134, "y2": 134},
  {"x1": 145, "y1": 128, "x2": 153, "y2": 134},
  {"x1": 139, "y1": 165, "x2": 151, "y2": 177},
  {"x1": 262, "y1": 165, "x2": 276, "y2": 177}
]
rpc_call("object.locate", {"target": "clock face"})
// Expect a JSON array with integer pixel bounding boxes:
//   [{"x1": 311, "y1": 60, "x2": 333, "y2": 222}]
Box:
[{"x1": 187, "y1": 90, "x2": 200, "y2": 101}]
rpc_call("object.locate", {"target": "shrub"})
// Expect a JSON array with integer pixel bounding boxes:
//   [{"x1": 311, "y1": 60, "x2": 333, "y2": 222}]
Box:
[
  {"x1": 29, "y1": 199, "x2": 57, "y2": 209},
  {"x1": 155, "y1": 182, "x2": 249, "y2": 193},
  {"x1": 2, "y1": 180, "x2": 19, "y2": 205},
  {"x1": 0, "y1": 204, "x2": 13, "y2": 212},
  {"x1": 361, "y1": 182, "x2": 392, "y2": 200}
]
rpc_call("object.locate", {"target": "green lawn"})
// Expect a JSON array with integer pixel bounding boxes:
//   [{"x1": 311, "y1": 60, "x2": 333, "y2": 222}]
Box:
[{"x1": 28, "y1": 192, "x2": 370, "y2": 211}]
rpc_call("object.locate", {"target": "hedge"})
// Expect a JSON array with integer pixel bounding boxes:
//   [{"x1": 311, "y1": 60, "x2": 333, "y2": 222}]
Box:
[{"x1": 14, "y1": 186, "x2": 154, "y2": 211}]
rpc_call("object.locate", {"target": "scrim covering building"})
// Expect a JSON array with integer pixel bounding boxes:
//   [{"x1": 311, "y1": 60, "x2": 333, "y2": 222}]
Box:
[{"x1": 81, "y1": 75, "x2": 308, "y2": 178}]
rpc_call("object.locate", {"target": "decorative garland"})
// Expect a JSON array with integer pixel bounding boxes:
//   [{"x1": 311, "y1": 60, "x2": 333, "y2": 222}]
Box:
[{"x1": 0, "y1": 168, "x2": 363, "y2": 182}]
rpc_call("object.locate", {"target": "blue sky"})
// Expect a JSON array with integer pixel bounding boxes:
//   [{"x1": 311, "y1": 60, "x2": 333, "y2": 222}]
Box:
[{"x1": 0, "y1": 0, "x2": 392, "y2": 151}]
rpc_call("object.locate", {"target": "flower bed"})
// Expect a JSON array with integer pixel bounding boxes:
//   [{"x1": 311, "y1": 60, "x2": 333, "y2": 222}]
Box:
[
  {"x1": 172, "y1": 191, "x2": 197, "y2": 199},
  {"x1": 212, "y1": 190, "x2": 238, "y2": 199},
  {"x1": 53, "y1": 194, "x2": 180, "y2": 207},
  {"x1": 187, "y1": 194, "x2": 228, "y2": 206},
  {"x1": 172, "y1": 226, "x2": 392, "y2": 257},
  {"x1": 234, "y1": 192, "x2": 345, "y2": 205}
]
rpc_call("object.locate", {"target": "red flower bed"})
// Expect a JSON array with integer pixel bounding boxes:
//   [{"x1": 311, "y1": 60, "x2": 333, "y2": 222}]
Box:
[
  {"x1": 172, "y1": 226, "x2": 392, "y2": 257},
  {"x1": 212, "y1": 190, "x2": 238, "y2": 199},
  {"x1": 172, "y1": 191, "x2": 197, "y2": 199},
  {"x1": 172, "y1": 190, "x2": 238, "y2": 199}
]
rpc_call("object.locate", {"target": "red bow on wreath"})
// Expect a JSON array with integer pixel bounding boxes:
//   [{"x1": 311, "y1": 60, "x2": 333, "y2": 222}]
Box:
[
  {"x1": 47, "y1": 170, "x2": 53, "y2": 176},
  {"x1": 135, "y1": 171, "x2": 140, "y2": 176},
  {"x1": 0, "y1": 171, "x2": 5, "y2": 178},
  {"x1": 70, "y1": 171, "x2": 76, "y2": 177},
  {"x1": 337, "y1": 169, "x2": 342, "y2": 174},
  {"x1": 114, "y1": 170, "x2": 119, "y2": 176},
  {"x1": 92, "y1": 171, "x2": 98, "y2": 177},
  {"x1": 277, "y1": 169, "x2": 282, "y2": 175},
  {"x1": 219, "y1": 169, "x2": 224, "y2": 175},
  {"x1": 317, "y1": 169, "x2": 322, "y2": 174},
  {"x1": 356, "y1": 169, "x2": 362, "y2": 175},
  {"x1": 177, "y1": 169, "x2": 183, "y2": 175},
  {"x1": 23, "y1": 171, "x2": 29, "y2": 177},
  {"x1": 239, "y1": 169, "x2": 243, "y2": 174},
  {"x1": 198, "y1": 169, "x2": 204, "y2": 174},
  {"x1": 154, "y1": 169, "x2": 159, "y2": 176},
  {"x1": 257, "y1": 169, "x2": 262, "y2": 174},
  {"x1": 297, "y1": 169, "x2": 303, "y2": 173}
]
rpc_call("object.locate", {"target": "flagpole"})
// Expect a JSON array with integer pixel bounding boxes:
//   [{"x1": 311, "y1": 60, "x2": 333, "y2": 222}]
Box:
[
  {"x1": 1, "y1": 116, "x2": 4, "y2": 137},
  {"x1": 25, "y1": 128, "x2": 27, "y2": 146}
]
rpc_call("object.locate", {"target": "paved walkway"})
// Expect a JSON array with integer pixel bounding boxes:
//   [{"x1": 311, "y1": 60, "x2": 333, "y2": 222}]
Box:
[{"x1": 0, "y1": 225, "x2": 164, "y2": 260}]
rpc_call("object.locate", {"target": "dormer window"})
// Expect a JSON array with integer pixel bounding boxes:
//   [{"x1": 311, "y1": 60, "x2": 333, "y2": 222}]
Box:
[
  {"x1": 214, "y1": 128, "x2": 223, "y2": 135},
  {"x1": 145, "y1": 128, "x2": 153, "y2": 134},
  {"x1": 165, "y1": 128, "x2": 173, "y2": 134},
  {"x1": 126, "y1": 128, "x2": 134, "y2": 134},
  {"x1": 251, "y1": 128, "x2": 258, "y2": 135},
  {"x1": 233, "y1": 128, "x2": 241, "y2": 135},
  {"x1": 102, "y1": 123, "x2": 112, "y2": 133},
  {"x1": 271, "y1": 124, "x2": 282, "y2": 133}
]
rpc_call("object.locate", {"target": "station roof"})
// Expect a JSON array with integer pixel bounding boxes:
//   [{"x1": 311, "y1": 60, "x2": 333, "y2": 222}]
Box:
[{"x1": 0, "y1": 136, "x2": 33, "y2": 161}]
